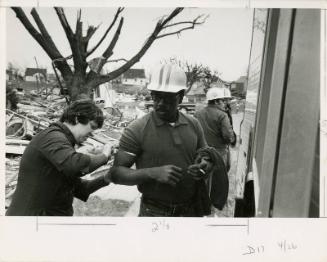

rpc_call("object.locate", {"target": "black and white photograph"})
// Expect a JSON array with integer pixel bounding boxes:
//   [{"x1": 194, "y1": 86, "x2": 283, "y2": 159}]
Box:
[
  {"x1": 1, "y1": 1, "x2": 326, "y2": 261},
  {"x1": 4, "y1": 6, "x2": 321, "y2": 218}
]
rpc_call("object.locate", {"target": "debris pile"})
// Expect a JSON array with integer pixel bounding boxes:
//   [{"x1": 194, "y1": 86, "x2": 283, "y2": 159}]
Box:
[{"x1": 5, "y1": 156, "x2": 21, "y2": 208}]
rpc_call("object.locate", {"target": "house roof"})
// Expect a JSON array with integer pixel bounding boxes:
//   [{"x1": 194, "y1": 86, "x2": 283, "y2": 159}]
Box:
[
  {"x1": 25, "y1": 68, "x2": 47, "y2": 78},
  {"x1": 234, "y1": 76, "x2": 247, "y2": 83},
  {"x1": 187, "y1": 82, "x2": 206, "y2": 96},
  {"x1": 123, "y1": 69, "x2": 146, "y2": 79}
]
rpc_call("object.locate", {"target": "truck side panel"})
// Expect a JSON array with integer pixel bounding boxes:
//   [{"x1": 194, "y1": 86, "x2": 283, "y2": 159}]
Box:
[{"x1": 272, "y1": 9, "x2": 320, "y2": 217}]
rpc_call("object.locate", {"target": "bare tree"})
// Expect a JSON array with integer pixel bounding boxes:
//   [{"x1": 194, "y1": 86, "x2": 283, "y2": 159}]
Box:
[
  {"x1": 184, "y1": 62, "x2": 205, "y2": 94},
  {"x1": 202, "y1": 66, "x2": 221, "y2": 92},
  {"x1": 163, "y1": 57, "x2": 205, "y2": 94},
  {"x1": 12, "y1": 7, "x2": 207, "y2": 101}
]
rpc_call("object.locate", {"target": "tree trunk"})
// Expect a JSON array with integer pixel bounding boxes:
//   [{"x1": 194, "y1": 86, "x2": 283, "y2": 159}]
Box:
[{"x1": 69, "y1": 73, "x2": 93, "y2": 101}]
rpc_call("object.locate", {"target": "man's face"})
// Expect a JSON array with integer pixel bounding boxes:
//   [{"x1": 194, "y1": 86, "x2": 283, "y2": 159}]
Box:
[
  {"x1": 151, "y1": 91, "x2": 181, "y2": 122},
  {"x1": 216, "y1": 99, "x2": 227, "y2": 111},
  {"x1": 72, "y1": 120, "x2": 98, "y2": 144}
]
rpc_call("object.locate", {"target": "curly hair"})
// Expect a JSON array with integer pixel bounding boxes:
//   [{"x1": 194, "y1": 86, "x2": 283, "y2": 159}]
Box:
[{"x1": 60, "y1": 99, "x2": 104, "y2": 128}]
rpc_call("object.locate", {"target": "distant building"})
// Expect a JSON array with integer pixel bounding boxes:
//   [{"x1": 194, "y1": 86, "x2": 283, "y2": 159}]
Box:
[
  {"x1": 93, "y1": 82, "x2": 117, "y2": 108},
  {"x1": 121, "y1": 68, "x2": 147, "y2": 87},
  {"x1": 47, "y1": 73, "x2": 57, "y2": 83},
  {"x1": 6, "y1": 69, "x2": 24, "y2": 91},
  {"x1": 186, "y1": 82, "x2": 206, "y2": 103},
  {"x1": 231, "y1": 76, "x2": 247, "y2": 98},
  {"x1": 25, "y1": 68, "x2": 47, "y2": 82}
]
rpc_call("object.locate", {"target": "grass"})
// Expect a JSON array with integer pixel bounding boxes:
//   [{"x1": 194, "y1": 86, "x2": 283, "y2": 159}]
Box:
[{"x1": 73, "y1": 196, "x2": 131, "y2": 217}]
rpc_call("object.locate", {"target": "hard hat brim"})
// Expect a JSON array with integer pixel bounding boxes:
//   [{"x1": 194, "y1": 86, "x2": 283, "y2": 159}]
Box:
[{"x1": 147, "y1": 83, "x2": 186, "y2": 93}]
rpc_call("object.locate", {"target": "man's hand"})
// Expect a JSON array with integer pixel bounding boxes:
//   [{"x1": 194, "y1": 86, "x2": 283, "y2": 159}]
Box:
[
  {"x1": 102, "y1": 143, "x2": 113, "y2": 159},
  {"x1": 147, "y1": 165, "x2": 183, "y2": 186},
  {"x1": 103, "y1": 169, "x2": 112, "y2": 185},
  {"x1": 187, "y1": 164, "x2": 208, "y2": 181}
]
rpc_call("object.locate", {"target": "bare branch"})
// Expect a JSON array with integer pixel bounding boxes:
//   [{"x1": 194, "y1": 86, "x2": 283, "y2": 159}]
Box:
[
  {"x1": 159, "y1": 8, "x2": 184, "y2": 26},
  {"x1": 30, "y1": 8, "x2": 57, "y2": 51},
  {"x1": 107, "y1": 58, "x2": 128, "y2": 63},
  {"x1": 89, "y1": 17, "x2": 124, "y2": 75},
  {"x1": 163, "y1": 14, "x2": 208, "y2": 29},
  {"x1": 11, "y1": 7, "x2": 73, "y2": 80},
  {"x1": 157, "y1": 14, "x2": 207, "y2": 39},
  {"x1": 102, "y1": 17, "x2": 124, "y2": 59},
  {"x1": 54, "y1": 7, "x2": 74, "y2": 43},
  {"x1": 85, "y1": 25, "x2": 98, "y2": 42},
  {"x1": 99, "y1": 17, "x2": 124, "y2": 66},
  {"x1": 86, "y1": 7, "x2": 124, "y2": 57},
  {"x1": 88, "y1": 8, "x2": 185, "y2": 86},
  {"x1": 71, "y1": 9, "x2": 89, "y2": 75}
]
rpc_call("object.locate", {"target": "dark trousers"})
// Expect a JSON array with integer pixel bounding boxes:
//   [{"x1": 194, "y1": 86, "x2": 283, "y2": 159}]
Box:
[{"x1": 138, "y1": 197, "x2": 197, "y2": 217}]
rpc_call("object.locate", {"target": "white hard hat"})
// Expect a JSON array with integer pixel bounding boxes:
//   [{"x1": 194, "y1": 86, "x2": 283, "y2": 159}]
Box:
[
  {"x1": 223, "y1": 88, "x2": 233, "y2": 100},
  {"x1": 147, "y1": 64, "x2": 187, "y2": 93},
  {"x1": 206, "y1": 87, "x2": 232, "y2": 101}
]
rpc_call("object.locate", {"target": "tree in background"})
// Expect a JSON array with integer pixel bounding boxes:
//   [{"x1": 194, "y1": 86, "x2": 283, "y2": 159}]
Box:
[
  {"x1": 12, "y1": 7, "x2": 207, "y2": 102},
  {"x1": 164, "y1": 58, "x2": 223, "y2": 94},
  {"x1": 163, "y1": 58, "x2": 206, "y2": 94},
  {"x1": 6, "y1": 86, "x2": 19, "y2": 111},
  {"x1": 201, "y1": 66, "x2": 221, "y2": 92}
]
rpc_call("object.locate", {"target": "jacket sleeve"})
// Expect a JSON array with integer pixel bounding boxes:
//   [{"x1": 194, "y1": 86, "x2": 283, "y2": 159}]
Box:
[
  {"x1": 73, "y1": 175, "x2": 109, "y2": 202},
  {"x1": 38, "y1": 130, "x2": 91, "y2": 178},
  {"x1": 193, "y1": 117, "x2": 208, "y2": 149},
  {"x1": 220, "y1": 114, "x2": 236, "y2": 144},
  {"x1": 73, "y1": 178, "x2": 90, "y2": 202}
]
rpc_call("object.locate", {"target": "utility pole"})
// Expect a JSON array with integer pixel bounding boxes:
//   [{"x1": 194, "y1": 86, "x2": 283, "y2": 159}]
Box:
[{"x1": 34, "y1": 56, "x2": 41, "y2": 94}]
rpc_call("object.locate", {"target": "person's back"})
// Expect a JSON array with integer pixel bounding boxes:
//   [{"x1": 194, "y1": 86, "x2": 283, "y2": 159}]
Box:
[
  {"x1": 195, "y1": 105, "x2": 233, "y2": 151},
  {"x1": 194, "y1": 87, "x2": 235, "y2": 169}
]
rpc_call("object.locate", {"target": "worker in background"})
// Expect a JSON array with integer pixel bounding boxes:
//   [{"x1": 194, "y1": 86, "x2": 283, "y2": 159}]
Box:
[
  {"x1": 194, "y1": 86, "x2": 236, "y2": 172},
  {"x1": 6, "y1": 100, "x2": 113, "y2": 216},
  {"x1": 109, "y1": 63, "x2": 208, "y2": 217}
]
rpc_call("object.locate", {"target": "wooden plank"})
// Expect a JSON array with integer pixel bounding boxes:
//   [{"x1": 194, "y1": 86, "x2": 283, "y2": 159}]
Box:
[{"x1": 6, "y1": 145, "x2": 26, "y2": 155}]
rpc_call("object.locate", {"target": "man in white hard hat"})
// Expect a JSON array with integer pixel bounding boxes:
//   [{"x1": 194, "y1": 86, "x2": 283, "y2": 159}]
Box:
[
  {"x1": 110, "y1": 64, "x2": 208, "y2": 217},
  {"x1": 194, "y1": 86, "x2": 236, "y2": 171}
]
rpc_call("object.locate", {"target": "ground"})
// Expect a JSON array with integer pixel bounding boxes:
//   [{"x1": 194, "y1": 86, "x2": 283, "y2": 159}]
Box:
[{"x1": 73, "y1": 197, "x2": 130, "y2": 217}]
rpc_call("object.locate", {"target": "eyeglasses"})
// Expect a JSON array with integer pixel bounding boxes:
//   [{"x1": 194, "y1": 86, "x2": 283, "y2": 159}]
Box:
[{"x1": 151, "y1": 92, "x2": 179, "y2": 104}]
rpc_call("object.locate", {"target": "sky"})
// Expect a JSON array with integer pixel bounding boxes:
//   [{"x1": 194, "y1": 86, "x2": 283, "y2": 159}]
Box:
[{"x1": 6, "y1": 7, "x2": 254, "y2": 82}]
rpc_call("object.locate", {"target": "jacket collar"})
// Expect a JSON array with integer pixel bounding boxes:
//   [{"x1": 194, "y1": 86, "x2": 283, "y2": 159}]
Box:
[
  {"x1": 151, "y1": 111, "x2": 188, "y2": 127},
  {"x1": 50, "y1": 121, "x2": 77, "y2": 146},
  {"x1": 207, "y1": 104, "x2": 226, "y2": 113}
]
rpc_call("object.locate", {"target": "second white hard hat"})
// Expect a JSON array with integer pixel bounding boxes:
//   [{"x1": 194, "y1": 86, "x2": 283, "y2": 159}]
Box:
[
  {"x1": 206, "y1": 87, "x2": 232, "y2": 101},
  {"x1": 223, "y1": 88, "x2": 233, "y2": 99},
  {"x1": 147, "y1": 64, "x2": 187, "y2": 93}
]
